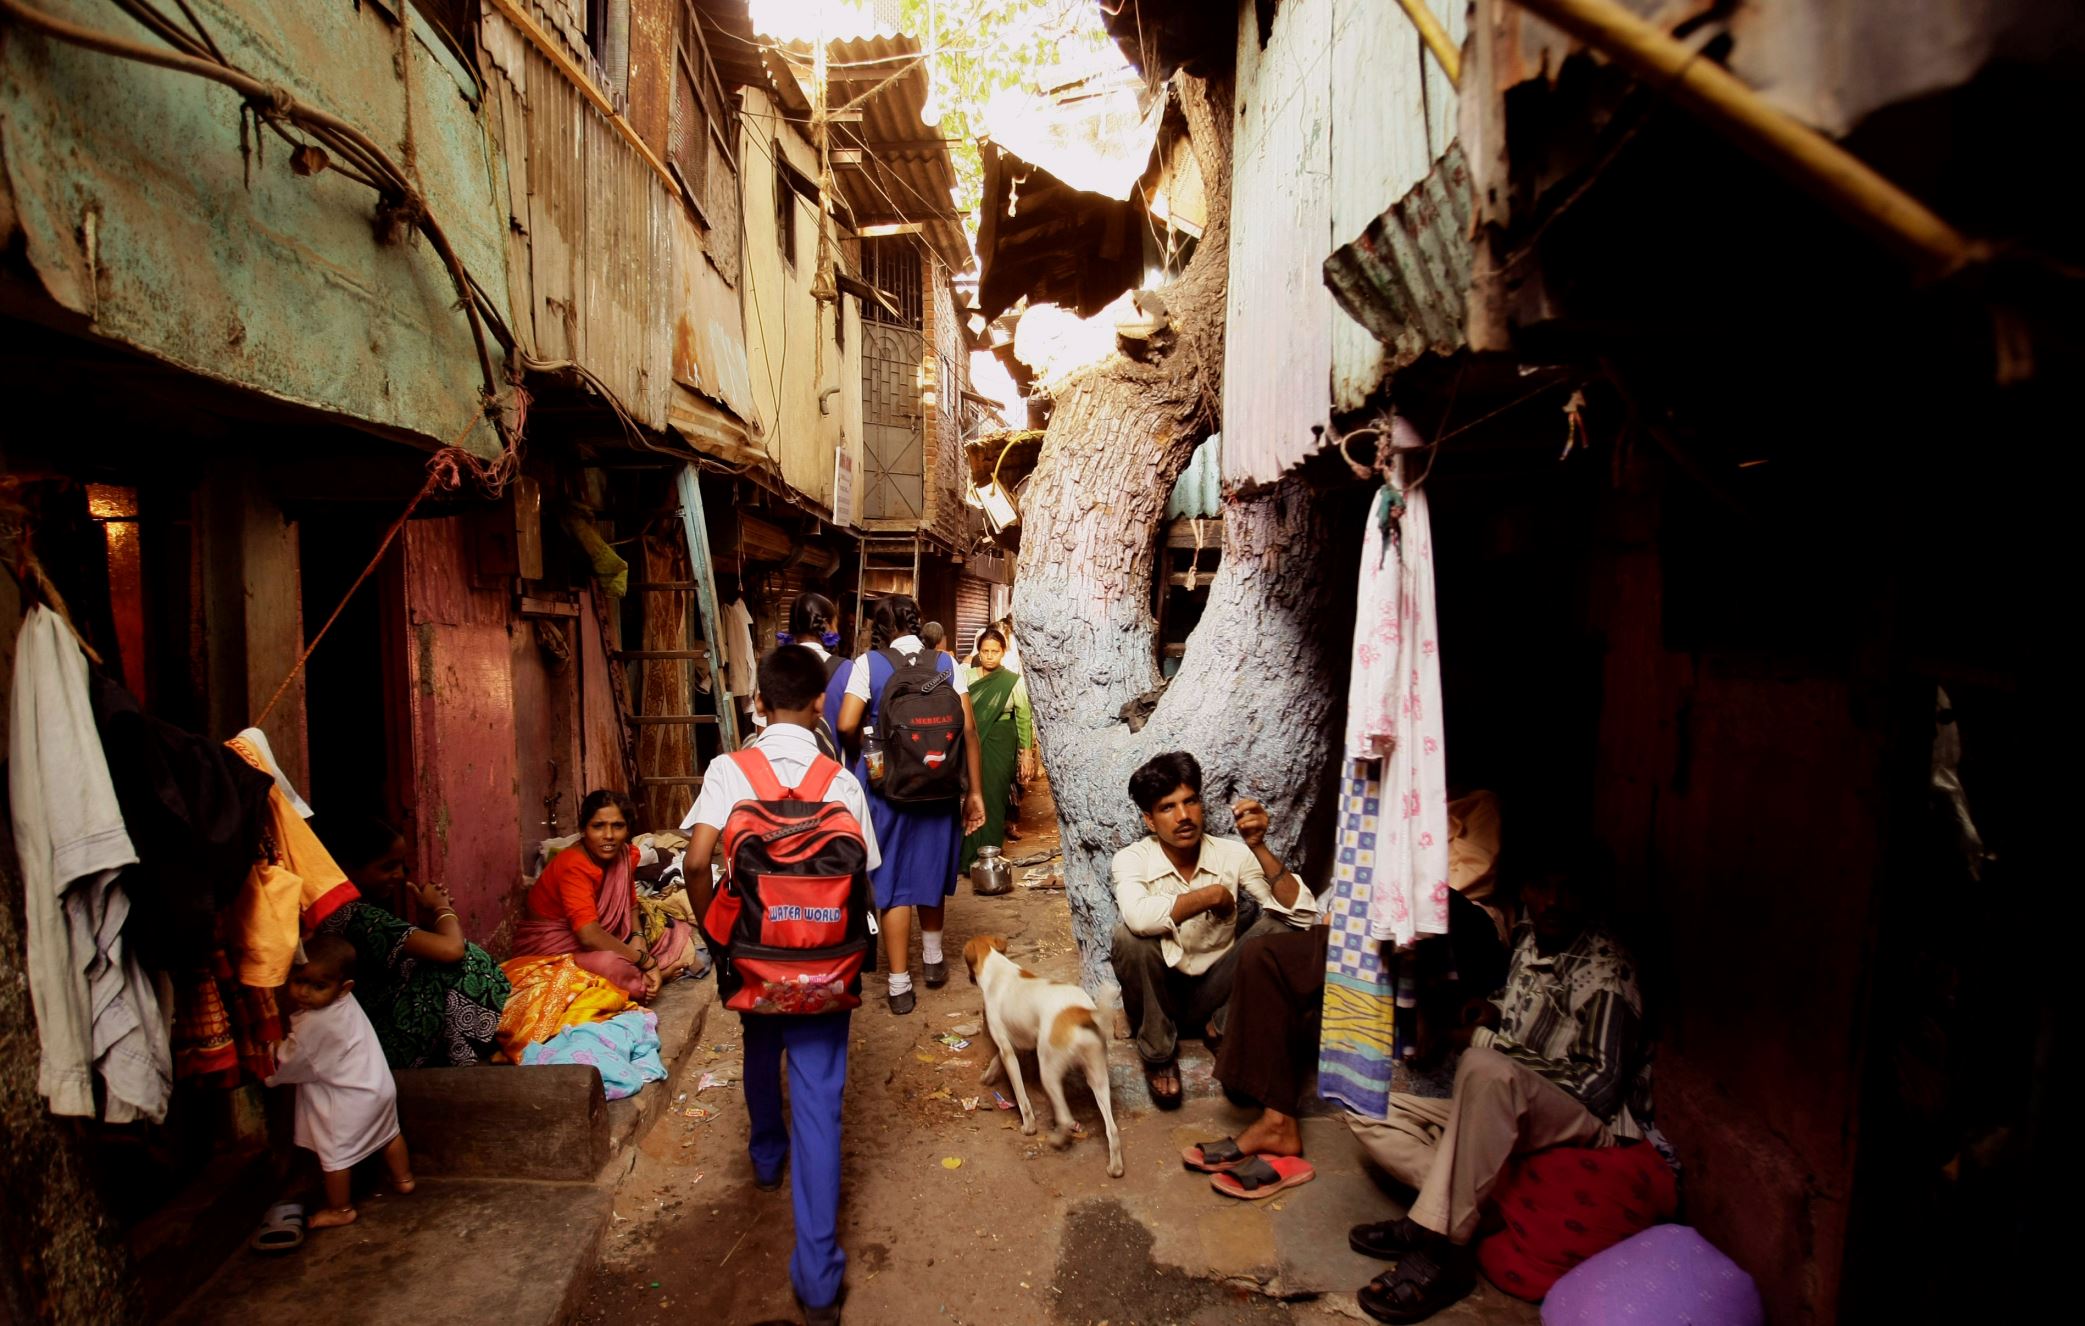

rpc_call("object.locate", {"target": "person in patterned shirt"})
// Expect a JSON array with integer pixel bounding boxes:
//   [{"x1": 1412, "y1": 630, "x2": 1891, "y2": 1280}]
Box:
[{"x1": 1342, "y1": 842, "x2": 1663, "y2": 1323}]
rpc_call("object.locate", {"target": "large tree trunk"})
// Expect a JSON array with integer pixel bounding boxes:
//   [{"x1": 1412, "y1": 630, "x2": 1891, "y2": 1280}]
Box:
[{"x1": 1011, "y1": 74, "x2": 1341, "y2": 990}]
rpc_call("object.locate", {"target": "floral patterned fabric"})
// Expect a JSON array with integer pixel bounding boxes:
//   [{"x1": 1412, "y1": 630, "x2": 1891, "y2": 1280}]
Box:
[
  {"x1": 318, "y1": 901, "x2": 510, "y2": 1069},
  {"x1": 1341, "y1": 458, "x2": 1450, "y2": 947}
]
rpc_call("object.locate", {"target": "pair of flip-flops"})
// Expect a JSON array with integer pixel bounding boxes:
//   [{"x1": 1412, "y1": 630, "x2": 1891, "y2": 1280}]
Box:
[{"x1": 1181, "y1": 1138, "x2": 1316, "y2": 1200}]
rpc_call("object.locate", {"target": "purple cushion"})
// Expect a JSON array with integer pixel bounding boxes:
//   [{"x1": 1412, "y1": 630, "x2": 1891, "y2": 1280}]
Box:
[{"x1": 1540, "y1": 1225, "x2": 1763, "y2": 1326}]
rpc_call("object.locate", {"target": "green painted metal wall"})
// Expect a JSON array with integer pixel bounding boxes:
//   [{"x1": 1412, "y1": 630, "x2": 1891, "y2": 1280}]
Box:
[{"x1": 0, "y1": 0, "x2": 511, "y2": 458}]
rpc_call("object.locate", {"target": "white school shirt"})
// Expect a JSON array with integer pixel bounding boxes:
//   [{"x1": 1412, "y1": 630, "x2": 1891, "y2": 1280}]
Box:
[
  {"x1": 681, "y1": 722, "x2": 881, "y2": 870},
  {"x1": 266, "y1": 994, "x2": 401, "y2": 1172},
  {"x1": 843, "y1": 634, "x2": 969, "y2": 703}
]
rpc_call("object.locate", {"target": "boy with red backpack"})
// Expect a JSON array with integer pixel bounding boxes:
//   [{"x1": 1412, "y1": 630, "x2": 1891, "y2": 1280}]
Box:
[{"x1": 681, "y1": 645, "x2": 880, "y2": 1325}]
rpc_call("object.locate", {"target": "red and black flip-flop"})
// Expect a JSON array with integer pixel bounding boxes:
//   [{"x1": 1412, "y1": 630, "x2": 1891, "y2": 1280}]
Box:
[
  {"x1": 1181, "y1": 1137, "x2": 1251, "y2": 1173},
  {"x1": 1210, "y1": 1155, "x2": 1316, "y2": 1200}
]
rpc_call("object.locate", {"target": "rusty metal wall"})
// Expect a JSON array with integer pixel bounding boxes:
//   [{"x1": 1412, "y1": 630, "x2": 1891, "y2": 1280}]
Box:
[
  {"x1": 734, "y1": 88, "x2": 859, "y2": 516},
  {"x1": 481, "y1": 7, "x2": 753, "y2": 436},
  {"x1": 921, "y1": 258, "x2": 968, "y2": 548},
  {"x1": 402, "y1": 517, "x2": 524, "y2": 950},
  {"x1": 1222, "y1": 0, "x2": 1467, "y2": 483},
  {"x1": 0, "y1": 0, "x2": 512, "y2": 458}
]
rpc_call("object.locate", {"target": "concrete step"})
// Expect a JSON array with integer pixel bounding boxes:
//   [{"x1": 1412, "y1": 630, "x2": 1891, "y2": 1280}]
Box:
[
  {"x1": 167, "y1": 1178, "x2": 615, "y2": 1326},
  {"x1": 392, "y1": 974, "x2": 717, "y2": 1183}
]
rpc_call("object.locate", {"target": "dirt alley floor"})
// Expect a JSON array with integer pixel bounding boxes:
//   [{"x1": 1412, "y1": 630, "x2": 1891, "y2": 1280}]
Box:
[{"x1": 575, "y1": 777, "x2": 1457, "y2": 1326}]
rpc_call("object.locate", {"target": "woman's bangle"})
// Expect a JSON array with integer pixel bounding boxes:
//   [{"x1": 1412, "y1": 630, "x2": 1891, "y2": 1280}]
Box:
[{"x1": 435, "y1": 908, "x2": 459, "y2": 922}]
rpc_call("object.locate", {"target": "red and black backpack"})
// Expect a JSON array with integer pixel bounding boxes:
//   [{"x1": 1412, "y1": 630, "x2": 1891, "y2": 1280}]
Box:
[{"x1": 698, "y1": 749, "x2": 875, "y2": 1015}]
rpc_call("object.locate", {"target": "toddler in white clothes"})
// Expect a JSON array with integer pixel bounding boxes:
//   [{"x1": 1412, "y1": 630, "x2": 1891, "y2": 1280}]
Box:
[{"x1": 265, "y1": 934, "x2": 415, "y2": 1228}]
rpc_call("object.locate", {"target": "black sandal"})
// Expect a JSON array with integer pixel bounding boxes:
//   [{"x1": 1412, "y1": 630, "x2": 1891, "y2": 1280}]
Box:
[
  {"x1": 1181, "y1": 1137, "x2": 1247, "y2": 1172},
  {"x1": 1144, "y1": 1060, "x2": 1183, "y2": 1110},
  {"x1": 1349, "y1": 1215, "x2": 1431, "y2": 1261},
  {"x1": 1355, "y1": 1246, "x2": 1475, "y2": 1324}
]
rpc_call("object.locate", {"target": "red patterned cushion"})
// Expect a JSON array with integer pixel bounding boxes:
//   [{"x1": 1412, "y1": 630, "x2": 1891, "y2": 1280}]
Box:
[{"x1": 1477, "y1": 1142, "x2": 1679, "y2": 1301}]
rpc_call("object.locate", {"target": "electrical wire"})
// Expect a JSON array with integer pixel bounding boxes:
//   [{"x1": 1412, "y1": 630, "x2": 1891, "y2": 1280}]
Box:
[{"x1": 3, "y1": 0, "x2": 518, "y2": 465}]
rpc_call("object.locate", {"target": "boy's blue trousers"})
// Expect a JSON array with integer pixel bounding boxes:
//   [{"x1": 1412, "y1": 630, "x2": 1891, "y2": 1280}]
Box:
[{"x1": 742, "y1": 1010, "x2": 851, "y2": 1309}]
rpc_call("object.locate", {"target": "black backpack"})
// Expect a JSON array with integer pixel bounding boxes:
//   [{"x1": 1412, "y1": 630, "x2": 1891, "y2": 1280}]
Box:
[{"x1": 869, "y1": 647, "x2": 967, "y2": 803}]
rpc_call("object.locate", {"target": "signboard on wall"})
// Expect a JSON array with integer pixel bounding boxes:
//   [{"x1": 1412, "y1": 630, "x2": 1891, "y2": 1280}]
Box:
[{"x1": 833, "y1": 443, "x2": 857, "y2": 528}]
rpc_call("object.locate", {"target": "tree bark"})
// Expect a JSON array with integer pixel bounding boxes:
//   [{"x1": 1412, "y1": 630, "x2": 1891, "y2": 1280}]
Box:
[{"x1": 1011, "y1": 73, "x2": 1341, "y2": 990}]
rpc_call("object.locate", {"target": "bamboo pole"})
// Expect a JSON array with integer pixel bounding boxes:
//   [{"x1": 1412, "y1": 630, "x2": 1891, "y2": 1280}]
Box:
[
  {"x1": 1505, "y1": 0, "x2": 1979, "y2": 278},
  {"x1": 1394, "y1": 0, "x2": 1463, "y2": 87}
]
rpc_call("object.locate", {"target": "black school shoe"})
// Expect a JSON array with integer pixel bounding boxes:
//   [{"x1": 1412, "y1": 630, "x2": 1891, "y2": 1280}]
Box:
[
  {"x1": 755, "y1": 1159, "x2": 788, "y2": 1192},
  {"x1": 888, "y1": 986, "x2": 916, "y2": 1015},
  {"x1": 796, "y1": 1287, "x2": 844, "y2": 1325},
  {"x1": 922, "y1": 960, "x2": 948, "y2": 988}
]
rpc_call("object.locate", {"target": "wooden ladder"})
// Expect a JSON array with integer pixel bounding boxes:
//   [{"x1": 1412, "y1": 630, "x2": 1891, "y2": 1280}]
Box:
[{"x1": 618, "y1": 464, "x2": 742, "y2": 811}]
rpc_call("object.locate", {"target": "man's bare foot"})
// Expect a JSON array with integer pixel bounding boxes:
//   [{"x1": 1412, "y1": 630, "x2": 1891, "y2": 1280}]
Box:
[
  {"x1": 309, "y1": 1206, "x2": 358, "y2": 1229},
  {"x1": 393, "y1": 1175, "x2": 416, "y2": 1195},
  {"x1": 1234, "y1": 1110, "x2": 1305, "y2": 1158}
]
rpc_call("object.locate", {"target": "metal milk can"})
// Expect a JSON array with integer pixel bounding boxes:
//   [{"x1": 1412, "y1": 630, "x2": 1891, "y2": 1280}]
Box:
[{"x1": 970, "y1": 844, "x2": 1014, "y2": 896}]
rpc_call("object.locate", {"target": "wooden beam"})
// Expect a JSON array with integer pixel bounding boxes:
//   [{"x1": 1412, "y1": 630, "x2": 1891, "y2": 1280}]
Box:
[
  {"x1": 1505, "y1": 0, "x2": 1978, "y2": 278},
  {"x1": 1393, "y1": 0, "x2": 1462, "y2": 86}
]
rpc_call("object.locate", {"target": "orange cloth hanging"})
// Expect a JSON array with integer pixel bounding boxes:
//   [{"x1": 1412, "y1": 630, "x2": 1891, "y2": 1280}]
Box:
[{"x1": 226, "y1": 736, "x2": 359, "y2": 987}]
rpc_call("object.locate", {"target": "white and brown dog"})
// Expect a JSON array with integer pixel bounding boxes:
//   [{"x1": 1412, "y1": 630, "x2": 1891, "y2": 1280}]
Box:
[{"x1": 963, "y1": 935, "x2": 1124, "y2": 1178}]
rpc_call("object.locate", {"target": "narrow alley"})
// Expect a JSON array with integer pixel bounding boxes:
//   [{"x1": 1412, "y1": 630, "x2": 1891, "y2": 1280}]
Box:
[
  {"x1": 577, "y1": 779, "x2": 1537, "y2": 1326},
  {"x1": 1, "y1": 1, "x2": 2070, "y2": 1324}
]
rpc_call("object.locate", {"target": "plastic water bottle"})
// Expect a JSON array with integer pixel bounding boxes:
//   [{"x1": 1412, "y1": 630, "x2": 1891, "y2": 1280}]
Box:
[{"x1": 863, "y1": 724, "x2": 885, "y2": 786}]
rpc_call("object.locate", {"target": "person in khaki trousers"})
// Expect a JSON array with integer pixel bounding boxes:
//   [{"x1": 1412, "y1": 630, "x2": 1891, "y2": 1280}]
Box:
[{"x1": 1343, "y1": 846, "x2": 1667, "y2": 1324}]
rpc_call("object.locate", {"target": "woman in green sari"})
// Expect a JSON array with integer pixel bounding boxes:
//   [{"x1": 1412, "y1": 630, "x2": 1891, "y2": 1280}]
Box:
[
  {"x1": 314, "y1": 817, "x2": 510, "y2": 1068},
  {"x1": 961, "y1": 629, "x2": 1035, "y2": 873}
]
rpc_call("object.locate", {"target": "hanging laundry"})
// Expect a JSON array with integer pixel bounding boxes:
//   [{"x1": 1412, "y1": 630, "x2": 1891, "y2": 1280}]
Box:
[
  {"x1": 9, "y1": 605, "x2": 171, "y2": 1122},
  {"x1": 723, "y1": 598, "x2": 757, "y2": 697},
  {"x1": 236, "y1": 726, "x2": 313, "y2": 819},
  {"x1": 1341, "y1": 432, "x2": 1450, "y2": 947},
  {"x1": 226, "y1": 736, "x2": 359, "y2": 988},
  {"x1": 92, "y1": 674, "x2": 275, "y2": 969}
]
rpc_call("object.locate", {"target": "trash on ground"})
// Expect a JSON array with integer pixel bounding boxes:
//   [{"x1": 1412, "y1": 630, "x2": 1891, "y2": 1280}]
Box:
[
  {"x1": 950, "y1": 1021, "x2": 980, "y2": 1037},
  {"x1": 993, "y1": 1091, "x2": 1016, "y2": 1111},
  {"x1": 936, "y1": 1033, "x2": 971, "y2": 1050},
  {"x1": 915, "y1": 1051, "x2": 939, "y2": 1064},
  {"x1": 941, "y1": 1058, "x2": 973, "y2": 1068},
  {"x1": 1022, "y1": 867, "x2": 1066, "y2": 891},
  {"x1": 941, "y1": 1156, "x2": 964, "y2": 1170},
  {"x1": 696, "y1": 1072, "x2": 731, "y2": 1092},
  {"x1": 962, "y1": 1097, "x2": 981, "y2": 1112}
]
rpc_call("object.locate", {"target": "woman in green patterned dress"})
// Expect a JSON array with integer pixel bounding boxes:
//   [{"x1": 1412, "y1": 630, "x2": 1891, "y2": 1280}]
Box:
[{"x1": 315, "y1": 818, "x2": 510, "y2": 1068}]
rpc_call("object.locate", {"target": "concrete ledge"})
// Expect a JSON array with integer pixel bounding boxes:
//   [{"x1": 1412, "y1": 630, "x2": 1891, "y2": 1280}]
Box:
[
  {"x1": 601, "y1": 974, "x2": 716, "y2": 1176},
  {"x1": 395, "y1": 1062, "x2": 610, "y2": 1182},
  {"x1": 395, "y1": 974, "x2": 715, "y2": 1183}
]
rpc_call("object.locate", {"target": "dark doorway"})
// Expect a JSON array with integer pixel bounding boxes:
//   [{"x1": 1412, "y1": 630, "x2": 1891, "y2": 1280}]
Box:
[{"x1": 297, "y1": 511, "x2": 408, "y2": 827}]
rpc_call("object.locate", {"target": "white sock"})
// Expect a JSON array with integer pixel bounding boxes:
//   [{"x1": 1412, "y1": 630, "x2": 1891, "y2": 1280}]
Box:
[
  {"x1": 921, "y1": 931, "x2": 944, "y2": 965},
  {"x1": 888, "y1": 971, "x2": 914, "y2": 996}
]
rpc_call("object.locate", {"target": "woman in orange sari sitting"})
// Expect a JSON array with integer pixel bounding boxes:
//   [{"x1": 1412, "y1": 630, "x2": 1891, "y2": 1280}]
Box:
[{"x1": 512, "y1": 790, "x2": 696, "y2": 1000}]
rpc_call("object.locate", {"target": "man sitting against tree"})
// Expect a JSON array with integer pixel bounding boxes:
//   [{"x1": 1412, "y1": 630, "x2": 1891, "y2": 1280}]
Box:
[
  {"x1": 1343, "y1": 841, "x2": 1666, "y2": 1324},
  {"x1": 1110, "y1": 751, "x2": 1317, "y2": 1108}
]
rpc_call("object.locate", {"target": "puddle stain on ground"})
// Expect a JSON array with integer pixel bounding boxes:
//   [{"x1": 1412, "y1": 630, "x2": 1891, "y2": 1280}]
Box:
[{"x1": 1050, "y1": 1198, "x2": 1294, "y2": 1325}]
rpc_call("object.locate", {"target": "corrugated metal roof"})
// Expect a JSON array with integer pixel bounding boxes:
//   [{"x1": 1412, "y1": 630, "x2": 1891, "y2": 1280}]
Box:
[
  {"x1": 1323, "y1": 143, "x2": 1473, "y2": 378},
  {"x1": 757, "y1": 35, "x2": 971, "y2": 273},
  {"x1": 1165, "y1": 435, "x2": 1223, "y2": 520}
]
